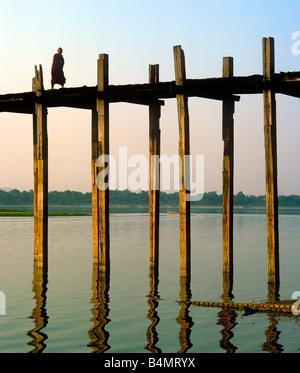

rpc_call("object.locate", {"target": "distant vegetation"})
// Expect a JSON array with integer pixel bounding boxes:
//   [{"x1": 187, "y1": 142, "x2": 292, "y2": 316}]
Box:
[
  {"x1": 0, "y1": 189, "x2": 300, "y2": 208},
  {"x1": 0, "y1": 209, "x2": 87, "y2": 217}
]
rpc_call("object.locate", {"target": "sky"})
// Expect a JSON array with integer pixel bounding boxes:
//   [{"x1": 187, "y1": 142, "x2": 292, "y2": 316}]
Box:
[{"x1": 0, "y1": 0, "x2": 300, "y2": 195}]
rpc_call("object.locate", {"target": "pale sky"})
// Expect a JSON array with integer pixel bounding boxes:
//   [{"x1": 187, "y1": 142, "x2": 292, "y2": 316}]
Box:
[{"x1": 0, "y1": 0, "x2": 300, "y2": 195}]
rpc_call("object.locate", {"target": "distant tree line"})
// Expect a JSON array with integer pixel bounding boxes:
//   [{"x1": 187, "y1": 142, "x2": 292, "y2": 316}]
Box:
[{"x1": 0, "y1": 189, "x2": 300, "y2": 207}]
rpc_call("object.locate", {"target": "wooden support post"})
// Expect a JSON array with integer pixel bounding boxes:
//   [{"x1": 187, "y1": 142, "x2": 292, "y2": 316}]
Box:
[
  {"x1": 173, "y1": 45, "x2": 191, "y2": 280},
  {"x1": 147, "y1": 65, "x2": 161, "y2": 351},
  {"x1": 149, "y1": 64, "x2": 161, "y2": 270},
  {"x1": 32, "y1": 65, "x2": 48, "y2": 267},
  {"x1": 222, "y1": 57, "x2": 235, "y2": 301},
  {"x1": 91, "y1": 109, "x2": 99, "y2": 260},
  {"x1": 262, "y1": 37, "x2": 279, "y2": 294},
  {"x1": 92, "y1": 54, "x2": 110, "y2": 273}
]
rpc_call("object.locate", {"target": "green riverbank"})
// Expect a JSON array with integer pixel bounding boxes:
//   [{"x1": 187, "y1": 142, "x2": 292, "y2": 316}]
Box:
[{"x1": 0, "y1": 209, "x2": 88, "y2": 217}]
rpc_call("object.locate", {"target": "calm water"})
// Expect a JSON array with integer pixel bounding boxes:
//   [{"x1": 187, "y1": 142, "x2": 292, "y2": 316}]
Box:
[{"x1": 0, "y1": 212, "x2": 300, "y2": 353}]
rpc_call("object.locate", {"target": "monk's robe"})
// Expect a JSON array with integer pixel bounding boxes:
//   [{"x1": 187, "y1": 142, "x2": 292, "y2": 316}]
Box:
[{"x1": 51, "y1": 53, "x2": 66, "y2": 86}]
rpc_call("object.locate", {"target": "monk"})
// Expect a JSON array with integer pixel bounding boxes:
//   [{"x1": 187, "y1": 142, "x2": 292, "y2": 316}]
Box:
[{"x1": 51, "y1": 48, "x2": 66, "y2": 89}]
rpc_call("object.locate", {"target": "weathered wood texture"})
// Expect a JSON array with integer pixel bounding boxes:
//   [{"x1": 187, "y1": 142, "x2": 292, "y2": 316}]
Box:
[
  {"x1": 222, "y1": 57, "x2": 235, "y2": 301},
  {"x1": 174, "y1": 45, "x2": 191, "y2": 279},
  {"x1": 262, "y1": 37, "x2": 279, "y2": 292},
  {"x1": 32, "y1": 65, "x2": 48, "y2": 267},
  {"x1": 92, "y1": 54, "x2": 110, "y2": 272},
  {"x1": 149, "y1": 64, "x2": 161, "y2": 270}
]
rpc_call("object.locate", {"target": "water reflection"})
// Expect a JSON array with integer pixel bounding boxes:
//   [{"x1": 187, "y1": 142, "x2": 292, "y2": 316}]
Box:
[
  {"x1": 261, "y1": 314, "x2": 283, "y2": 353},
  {"x1": 24, "y1": 217, "x2": 288, "y2": 353},
  {"x1": 177, "y1": 276, "x2": 194, "y2": 353},
  {"x1": 145, "y1": 267, "x2": 161, "y2": 353},
  {"x1": 88, "y1": 264, "x2": 111, "y2": 352},
  {"x1": 217, "y1": 308, "x2": 238, "y2": 353},
  {"x1": 27, "y1": 256, "x2": 48, "y2": 352},
  {"x1": 216, "y1": 308, "x2": 286, "y2": 353},
  {"x1": 145, "y1": 250, "x2": 194, "y2": 353}
]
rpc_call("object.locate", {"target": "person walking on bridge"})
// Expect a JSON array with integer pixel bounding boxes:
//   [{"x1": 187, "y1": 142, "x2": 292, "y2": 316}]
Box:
[{"x1": 51, "y1": 47, "x2": 66, "y2": 89}]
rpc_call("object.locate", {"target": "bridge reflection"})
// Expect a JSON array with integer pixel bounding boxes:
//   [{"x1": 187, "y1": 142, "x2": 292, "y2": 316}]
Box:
[
  {"x1": 26, "y1": 237, "x2": 284, "y2": 353},
  {"x1": 27, "y1": 251, "x2": 48, "y2": 353},
  {"x1": 88, "y1": 264, "x2": 111, "y2": 353}
]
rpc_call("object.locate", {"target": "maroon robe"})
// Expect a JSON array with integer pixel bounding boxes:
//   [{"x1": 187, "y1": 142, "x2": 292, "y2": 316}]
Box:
[{"x1": 51, "y1": 53, "x2": 66, "y2": 86}]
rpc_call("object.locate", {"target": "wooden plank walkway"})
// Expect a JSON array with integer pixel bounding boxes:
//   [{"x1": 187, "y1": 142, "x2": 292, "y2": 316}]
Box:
[{"x1": 1, "y1": 71, "x2": 300, "y2": 113}]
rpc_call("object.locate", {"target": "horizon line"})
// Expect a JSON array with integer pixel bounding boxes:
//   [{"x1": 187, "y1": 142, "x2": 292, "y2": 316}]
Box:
[{"x1": 0, "y1": 188, "x2": 300, "y2": 198}]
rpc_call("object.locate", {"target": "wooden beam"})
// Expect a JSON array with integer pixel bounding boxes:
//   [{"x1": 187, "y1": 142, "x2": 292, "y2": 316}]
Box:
[
  {"x1": 222, "y1": 57, "x2": 235, "y2": 302},
  {"x1": 149, "y1": 64, "x2": 161, "y2": 271},
  {"x1": 32, "y1": 65, "x2": 48, "y2": 268},
  {"x1": 262, "y1": 37, "x2": 279, "y2": 296},
  {"x1": 0, "y1": 91, "x2": 35, "y2": 113},
  {"x1": 2, "y1": 71, "x2": 300, "y2": 114},
  {"x1": 173, "y1": 45, "x2": 191, "y2": 280},
  {"x1": 92, "y1": 54, "x2": 110, "y2": 273}
]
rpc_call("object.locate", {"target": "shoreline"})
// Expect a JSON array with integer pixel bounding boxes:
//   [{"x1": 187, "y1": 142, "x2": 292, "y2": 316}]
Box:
[
  {"x1": 0, "y1": 205, "x2": 300, "y2": 217},
  {"x1": 0, "y1": 209, "x2": 88, "y2": 217},
  {"x1": 1, "y1": 205, "x2": 300, "y2": 216}
]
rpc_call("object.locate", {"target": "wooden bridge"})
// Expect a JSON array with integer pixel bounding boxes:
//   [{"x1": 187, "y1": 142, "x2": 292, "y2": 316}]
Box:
[{"x1": 1, "y1": 37, "x2": 300, "y2": 301}]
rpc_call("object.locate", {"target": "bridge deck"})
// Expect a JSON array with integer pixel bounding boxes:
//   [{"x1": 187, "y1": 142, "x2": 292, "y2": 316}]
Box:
[{"x1": 1, "y1": 71, "x2": 300, "y2": 114}]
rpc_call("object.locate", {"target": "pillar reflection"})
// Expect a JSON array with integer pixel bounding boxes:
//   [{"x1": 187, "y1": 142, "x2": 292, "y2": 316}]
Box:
[
  {"x1": 145, "y1": 267, "x2": 161, "y2": 353},
  {"x1": 217, "y1": 308, "x2": 238, "y2": 353},
  {"x1": 177, "y1": 276, "x2": 194, "y2": 353},
  {"x1": 261, "y1": 314, "x2": 283, "y2": 353},
  {"x1": 27, "y1": 247, "x2": 48, "y2": 353},
  {"x1": 88, "y1": 264, "x2": 111, "y2": 352}
]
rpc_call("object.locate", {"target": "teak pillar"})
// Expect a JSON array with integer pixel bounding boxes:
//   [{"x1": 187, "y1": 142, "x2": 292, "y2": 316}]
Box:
[
  {"x1": 92, "y1": 54, "x2": 110, "y2": 273},
  {"x1": 32, "y1": 65, "x2": 48, "y2": 267},
  {"x1": 174, "y1": 45, "x2": 191, "y2": 280},
  {"x1": 222, "y1": 57, "x2": 235, "y2": 301},
  {"x1": 149, "y1": 64, "x2": 161, "y2": 271},
  {"x1": 262, "y1": 37, "x2": 279, "y2": 293}
]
